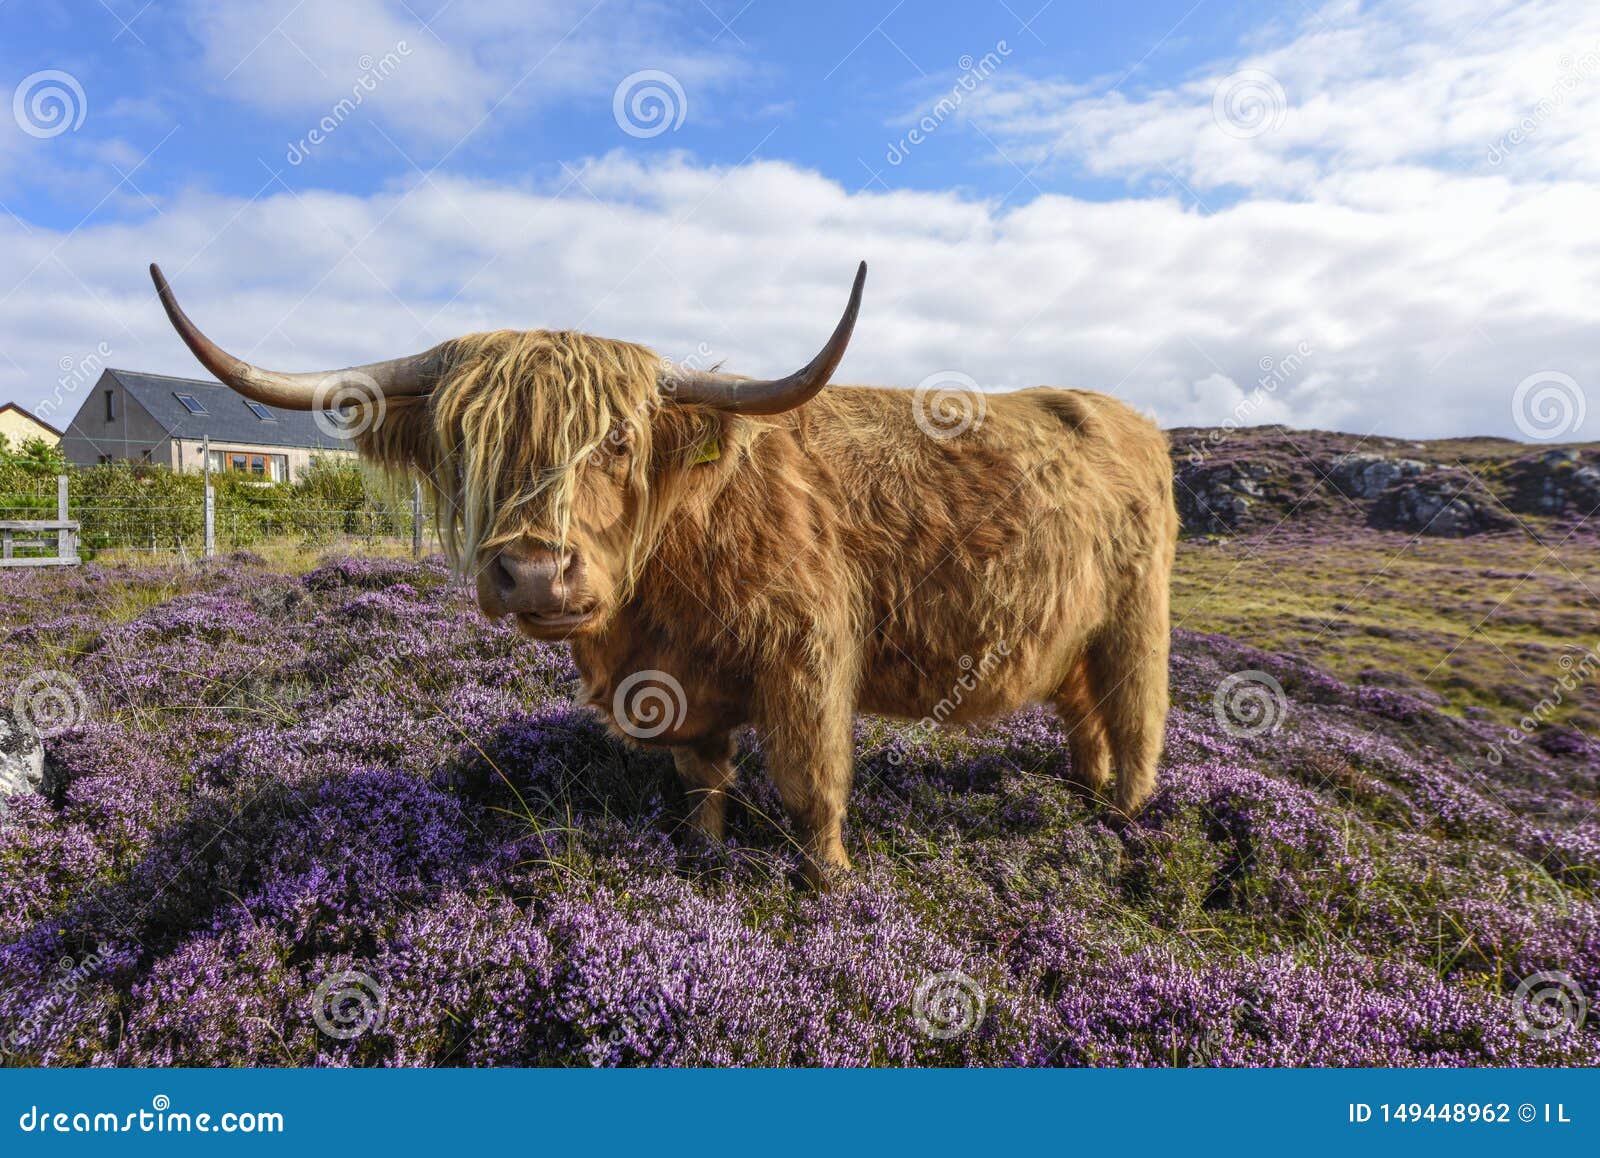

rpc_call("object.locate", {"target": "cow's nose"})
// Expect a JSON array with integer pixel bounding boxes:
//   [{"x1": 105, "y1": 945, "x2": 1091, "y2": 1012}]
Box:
[{"x1": 490, "y1": 546, "x2": 583, "y2": 615}]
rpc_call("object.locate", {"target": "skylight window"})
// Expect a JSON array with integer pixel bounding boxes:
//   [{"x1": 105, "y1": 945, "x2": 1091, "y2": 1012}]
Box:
[
  {"x1": 174, "y1": 392, "x2": 208, "y2": 415},
  {"x1": 244, "y1": 400, "x2": 276, "y2": 421}
]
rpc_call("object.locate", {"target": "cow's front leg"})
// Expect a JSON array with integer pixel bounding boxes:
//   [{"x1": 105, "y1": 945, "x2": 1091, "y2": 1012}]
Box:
[
  {"x1": 672, "y1": 732, "x2": 737, "y2": 841},
  {"x1": 757, "y1": 681, "x2": 856, "y2": 889}
]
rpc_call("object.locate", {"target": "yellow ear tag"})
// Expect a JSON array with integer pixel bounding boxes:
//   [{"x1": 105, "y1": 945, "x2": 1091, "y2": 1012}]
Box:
[{"x1": 690, "y1": 434, "x2": 721, "y2": 465}]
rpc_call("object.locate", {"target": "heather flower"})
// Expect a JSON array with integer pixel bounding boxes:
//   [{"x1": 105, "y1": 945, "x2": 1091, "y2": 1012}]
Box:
[{"x1": 0, "y1": 555, "x2": 1595, "y2": 1067}]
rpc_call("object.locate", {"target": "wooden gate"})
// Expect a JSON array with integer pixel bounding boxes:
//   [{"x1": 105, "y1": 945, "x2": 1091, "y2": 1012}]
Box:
[{"x1": 0, "y1": 476, "x2": 80, "y2": 568}]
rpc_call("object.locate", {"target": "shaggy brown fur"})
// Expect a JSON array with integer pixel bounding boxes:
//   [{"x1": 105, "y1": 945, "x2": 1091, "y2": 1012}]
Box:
[{"x1": 359, "y1": 331, "x2": 1177, "y2": 886}]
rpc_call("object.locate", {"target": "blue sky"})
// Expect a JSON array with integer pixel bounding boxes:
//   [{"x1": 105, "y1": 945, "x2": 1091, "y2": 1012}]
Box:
[
  {"x1": 3, "y1": 1, "x2": 1284, "y2": 221},
  {"x1": 1, "y1": 0, "x2": 1597, "y2": 440}
]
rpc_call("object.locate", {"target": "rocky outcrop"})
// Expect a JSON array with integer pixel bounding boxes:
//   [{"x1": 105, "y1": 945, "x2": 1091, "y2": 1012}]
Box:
[
  {"x1": 1, "y1": 707, "x2": 44, "y2": 811},
  {"x1": 1164, "y1": 428, "x2": 1595, "y2": 540},
  {"x1": 1368, "y1": 470, "x2": 1515, "y2": 537},
  {"x1": 1503, "y1": 449, "x2": 1600, "y2": 518},
  {"x1": 1328, "y1": 453, "x2": 1429, "y2": 499},
  {"x1": 1174, "y1": 460, "x2": 1271, "y2": 534}
]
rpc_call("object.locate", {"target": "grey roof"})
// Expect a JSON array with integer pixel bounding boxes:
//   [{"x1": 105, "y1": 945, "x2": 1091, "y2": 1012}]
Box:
[{"x1": 105, "y1": 369, "x2": 354, "y2": 451}]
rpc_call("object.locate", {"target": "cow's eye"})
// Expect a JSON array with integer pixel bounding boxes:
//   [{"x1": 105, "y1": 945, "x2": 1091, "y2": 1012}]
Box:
[{"x1": 605, "y1": 422, "x2": 634, "y2": 459}]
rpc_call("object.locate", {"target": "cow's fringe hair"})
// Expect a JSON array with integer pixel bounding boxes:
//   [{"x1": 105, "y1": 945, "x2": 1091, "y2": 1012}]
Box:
[{"x1": 356, "y1": 329, "x2": 697, "y2": 585}]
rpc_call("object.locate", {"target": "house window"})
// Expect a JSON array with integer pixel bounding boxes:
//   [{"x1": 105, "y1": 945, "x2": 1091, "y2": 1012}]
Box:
[
  {"x1": 174, "y1": 392, "x2": 208, "y2": 415},
  {"x1": 105, "y1": 391, "x2": 117, "y2": 421},
  {"x1": 97, "y1": 454, "x2": 111, "y2": 465},
  {"x1": 218, "y1": 451, "x2": 288, "y2": 482},
  {"x1": 244, "y1": 400, "x2": 275, "y2": 421},
  {"x1": 140, "y1": 449, "x2": 153, "y2": 463}
]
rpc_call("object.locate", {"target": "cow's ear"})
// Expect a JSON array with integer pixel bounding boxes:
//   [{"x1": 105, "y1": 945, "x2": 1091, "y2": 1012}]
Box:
[{"x1": 689, "y1": 431, "x2": 721, "y2": 466}]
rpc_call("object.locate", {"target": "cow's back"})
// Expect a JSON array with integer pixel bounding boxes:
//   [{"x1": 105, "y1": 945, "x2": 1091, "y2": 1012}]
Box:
[{"x1": 792, "y1": 384, "x2": 1174, "y2": 721}]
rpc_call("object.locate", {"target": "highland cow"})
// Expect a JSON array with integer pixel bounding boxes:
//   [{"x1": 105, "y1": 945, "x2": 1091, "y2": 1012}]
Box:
[{"x1": 151, "y1": 261, "x2": 1177, "y2": 887}]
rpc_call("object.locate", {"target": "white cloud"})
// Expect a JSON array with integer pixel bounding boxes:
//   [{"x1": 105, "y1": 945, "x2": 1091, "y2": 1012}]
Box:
[
  {"x1": 5, "y1": 1, "x2": 1600, "y2": 444},
  {"x1": 968, "y1": 0, "x2": 1600, "y2": 199},
  {"x1": 2, "y1": 152, "x2": 1596, "y2": 442}
]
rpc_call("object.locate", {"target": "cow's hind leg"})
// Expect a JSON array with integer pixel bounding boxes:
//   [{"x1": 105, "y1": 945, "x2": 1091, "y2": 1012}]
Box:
[
  {"x1": 1085, "y1": 599, "x2": 1171, "y2": 815},
  {"x1": 672, "y1": 732, "x2": 737, "y2": 841},
  {"x1": 1049, "y1": 657, "x2": 1112, "y2": 794}
]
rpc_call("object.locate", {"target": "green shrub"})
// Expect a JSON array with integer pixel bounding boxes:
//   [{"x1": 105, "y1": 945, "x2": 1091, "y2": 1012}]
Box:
[{"x1": 1, "y1": 454, "x2": 415, "y2": 555}]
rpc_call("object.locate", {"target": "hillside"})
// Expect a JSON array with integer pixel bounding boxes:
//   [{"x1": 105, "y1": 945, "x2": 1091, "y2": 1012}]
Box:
[
  {"x1": 1171, "y1": 426, "x2": 1600, "y2": 541},
  {"x1": 1169, "y1": 427, "x2": 1600, "y2": 739},
  {"x1": 1, "y1": 549, "x2": 1596, "y2": 1066}
]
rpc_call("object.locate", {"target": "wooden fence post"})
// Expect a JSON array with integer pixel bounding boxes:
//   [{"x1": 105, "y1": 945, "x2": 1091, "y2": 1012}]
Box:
[
  {"x1": 412, "y1": 480, "x2": 423, "y2": 558},
  {"x1": 57, "y1": 475, "x2": 77, "y2": 563},
  {"x1": 203, "y1": 434, "x2": 216, "y2": 558}
]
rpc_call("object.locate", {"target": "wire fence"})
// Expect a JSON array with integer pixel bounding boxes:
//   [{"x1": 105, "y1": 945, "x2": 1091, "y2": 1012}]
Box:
[
  {"x1": 0, "y1": 474, "x2": 429, "y2": 563},
  {"x1": 69, "y1": 506, "x2": 425, "y2": 556}
]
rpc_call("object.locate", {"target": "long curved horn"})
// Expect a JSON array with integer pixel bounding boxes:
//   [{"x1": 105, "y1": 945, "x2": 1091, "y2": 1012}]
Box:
[
  {"x1": 665, "y1": 261, "x2": 865, "y2": 415},
  {"x1": 149, "y1": 263, "x2": 446, "y2": 411}
]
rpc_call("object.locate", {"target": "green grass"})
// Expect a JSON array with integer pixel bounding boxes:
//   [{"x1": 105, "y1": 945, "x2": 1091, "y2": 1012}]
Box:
[{"x1": 1174, "y1": 531, "x2": 1600, "y2": 730}]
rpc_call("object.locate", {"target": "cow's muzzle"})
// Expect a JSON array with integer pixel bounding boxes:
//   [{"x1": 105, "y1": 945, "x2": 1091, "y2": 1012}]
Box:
[{"x1": 485, "y1": 544, "x2": 594, "y2": 627}]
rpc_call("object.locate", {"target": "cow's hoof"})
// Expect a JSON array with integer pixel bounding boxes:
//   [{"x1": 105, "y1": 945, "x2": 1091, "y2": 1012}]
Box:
[{"x1": 795, "y1": 859, "x2": 852, "y2": 892}]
